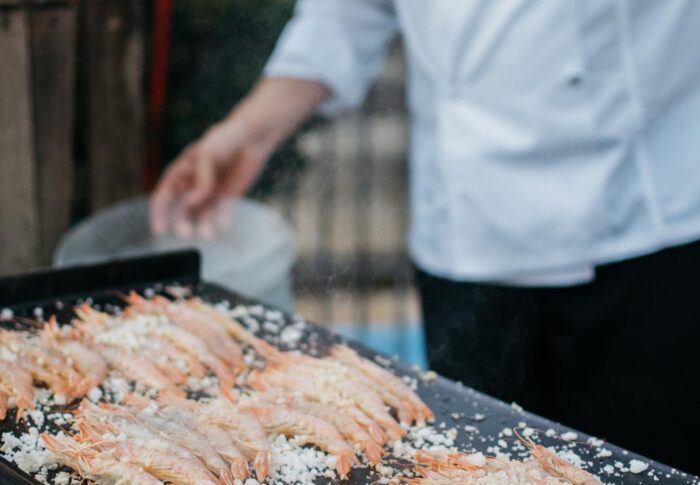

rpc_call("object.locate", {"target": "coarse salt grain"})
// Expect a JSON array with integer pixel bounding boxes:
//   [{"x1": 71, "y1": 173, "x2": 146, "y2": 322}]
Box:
[
  {"x1": 266, "y1": 310, "x2": 283, "y2": 321},
  {"x1": 279, "y1": 324, "x2": 304, "y2": 346},
  {"x1": 410, "y1": 425, "x2": 456, "y2": 449},
  {"x1": 402, "y1": 376, "x2": 419, "y2": 391},
  {"x1": 558, "y1": 449, "x2": 584, "y2": 468},
  {"x1": 243, "y1": 317, "x2": 261, "y2": 333},
  {"x1": 248, "y1": 305, "x2": 265, "y2": 316},
  {"x1": 422, "y1": 370, "x2": 437, "y2": 381},
  {"x1": 103, "y1": 375, "x2": 130, "y2": 402},
  {"x1": 87, "y1": 387, "x2": 103, "y2": 402},
  {"x1": 466, "y1": 452, "x2": 487, "y2": 467},
  {"x1": 54, "y1": 471, "x2": 71, "y2": 484},
  {"x1": 595, "y1": 448, "x2": 612, "y2": 458},
  {"x1": 560, "y1": 431, "x2": 578, "y2": 441},
  {"x1": 1, "y1": 429, "x2": 56, "y2": 476},
  {"x1": 26, "y1": 409, "x2": 45, "y2": 428},
  {"x1": 629, "y1": 459, "x2": 649, "y2": 474},
  {"x1": 587, "y1": 436, "x2": 604, "y2": 447},
  {"x1": 267, "y1": 434, "x2": 334, "y2": 484},
  {"x1": 375, "y1": 355, "x2": 392, "y2": 367}
]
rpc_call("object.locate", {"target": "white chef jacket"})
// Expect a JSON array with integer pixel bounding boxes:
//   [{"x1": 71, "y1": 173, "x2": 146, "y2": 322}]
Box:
[{"x1": 264, "y1": 0, "x2": 700, "y2": 286}]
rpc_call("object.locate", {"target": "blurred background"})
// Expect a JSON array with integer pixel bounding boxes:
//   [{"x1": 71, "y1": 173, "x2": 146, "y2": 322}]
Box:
[{"x1": 0, "y1": 0, "x2": 426, "y2": 366}]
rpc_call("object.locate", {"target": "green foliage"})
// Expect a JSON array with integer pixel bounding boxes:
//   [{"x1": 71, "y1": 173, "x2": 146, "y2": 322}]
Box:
[{"x1": 164, "y1": 0, "x2": 307, "y2": 197}]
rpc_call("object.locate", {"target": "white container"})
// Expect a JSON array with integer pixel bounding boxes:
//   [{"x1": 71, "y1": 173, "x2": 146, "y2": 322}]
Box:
[{"x1": 54, "y1": 197, "x2": 296, "y2": 312}]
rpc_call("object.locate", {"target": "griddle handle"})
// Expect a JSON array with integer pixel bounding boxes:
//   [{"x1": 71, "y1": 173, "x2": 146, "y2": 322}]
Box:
[{"x1": 0, "y1": 250, "x2": 201, "y2": 308}]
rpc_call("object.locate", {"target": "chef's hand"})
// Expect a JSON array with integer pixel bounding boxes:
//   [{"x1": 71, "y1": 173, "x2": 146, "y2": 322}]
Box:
[{"x1": 150, "y1": 78, "x2": 329, "y2": 238}]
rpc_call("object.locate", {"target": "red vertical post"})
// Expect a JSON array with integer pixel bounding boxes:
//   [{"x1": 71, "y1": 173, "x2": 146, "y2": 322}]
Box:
[{"x1": 145, "y1": 0, "x2": 173, "y2": 190}]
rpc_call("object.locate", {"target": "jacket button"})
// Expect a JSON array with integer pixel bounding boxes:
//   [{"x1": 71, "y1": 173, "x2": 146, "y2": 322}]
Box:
[{"x1": 568, "y1": 75, "x2": 583, "y2": 86}]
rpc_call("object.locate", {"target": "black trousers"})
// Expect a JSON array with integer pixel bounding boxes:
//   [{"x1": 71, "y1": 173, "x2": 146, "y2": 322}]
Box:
[{"x1": 416, "y1": 239, "x2": 700, "y2": 474}]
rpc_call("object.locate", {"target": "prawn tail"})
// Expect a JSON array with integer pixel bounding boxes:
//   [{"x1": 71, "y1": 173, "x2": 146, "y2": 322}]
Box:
[
  {"x1": 363, "y1": 440, "x2": 385, "y2": 465},
  {"x1": 254, "y1": 451, "x2": 271, "y2": 482},
  {"x1": 217, "y1": 468, "x2": 236, "y2": 485},
  {"x1": 336, "y1": 450, "x2": 359, "y2": 479},
  {"x1": 220, "y1": 382, "x2": 238, "y2": 404},
  {"x1": 230, "y1": 457, "x2": 249, "y2": 482}
]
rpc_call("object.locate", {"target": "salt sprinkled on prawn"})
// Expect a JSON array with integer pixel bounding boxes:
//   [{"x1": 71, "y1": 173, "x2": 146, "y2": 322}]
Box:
[{"x1": 242, "y1": 401, "x2": 359, "y2": 479}]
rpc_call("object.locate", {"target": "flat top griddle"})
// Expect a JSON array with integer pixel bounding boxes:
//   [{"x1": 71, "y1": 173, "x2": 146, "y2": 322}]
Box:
[{"x1": 0, "y1": 251, "x2": 696, "y2": 485}]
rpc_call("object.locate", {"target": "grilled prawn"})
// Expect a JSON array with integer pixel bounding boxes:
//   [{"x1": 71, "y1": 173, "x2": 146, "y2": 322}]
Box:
[
  {"x1": 41, "y1": 433, "x2": 164, "y2": 485},
  {"x1": 244, "y1": 402, "x2": 359, "y2": 479}
]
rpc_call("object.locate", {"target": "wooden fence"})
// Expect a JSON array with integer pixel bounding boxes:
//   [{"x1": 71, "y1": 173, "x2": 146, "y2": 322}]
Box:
[
  {"x1": 0, "y1": 3, "x2": 418, "y2": 334},
  {"x1": 0, "y1": 0, "x2": 146, "y2": 275}
]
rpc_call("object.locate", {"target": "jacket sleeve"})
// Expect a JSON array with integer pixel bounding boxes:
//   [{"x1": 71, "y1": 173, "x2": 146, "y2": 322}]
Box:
[{"x1": 263, "y1": 0, "x2": 398, "y2": 115}]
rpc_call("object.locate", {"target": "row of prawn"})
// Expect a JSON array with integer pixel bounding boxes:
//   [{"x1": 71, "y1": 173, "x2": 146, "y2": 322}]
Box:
[
  {"x1": 404, "y1": 442, "x2": 602, "y2": 485},
  {"x1": 0, "y1": 295, "x2": 243, "y2": 420},
  {"x1": 42, "y1": 395, "x2": 270, "y2": 484},
  {"x1": 0, "y1": 294, "x2": 435, "y2": 483}
]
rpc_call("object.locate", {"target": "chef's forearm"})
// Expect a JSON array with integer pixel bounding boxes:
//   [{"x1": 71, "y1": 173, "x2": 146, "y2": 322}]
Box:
[{"x1": 225, "y1": 77, "x2": 330, "y2": 152}]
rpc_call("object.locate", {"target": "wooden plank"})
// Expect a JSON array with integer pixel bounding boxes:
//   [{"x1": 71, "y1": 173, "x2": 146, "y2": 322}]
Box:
[
  {"x1": 0, "y1": 1, "x2": 75, "y2": 8},
  {"x1": 83, "y1": 0, "x2": 145, "y2": 211},
  {"x1": 30, "y1": 4, "x2": 77, "y2": 263},
  {"x1": 0, "y1": 9, "x2": 41, "y2": 273}
]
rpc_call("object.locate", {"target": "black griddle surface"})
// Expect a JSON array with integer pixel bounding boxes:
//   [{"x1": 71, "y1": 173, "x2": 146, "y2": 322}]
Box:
[{"x1": 0, "y1": 251, "x2": 696, "y2": 485}]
